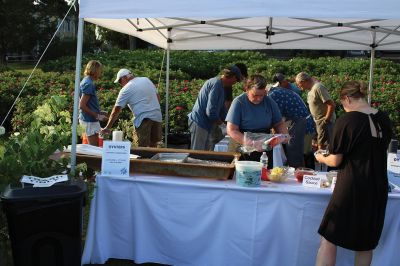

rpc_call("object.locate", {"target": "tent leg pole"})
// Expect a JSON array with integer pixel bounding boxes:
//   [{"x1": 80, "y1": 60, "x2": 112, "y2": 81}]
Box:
[
  {"x1": 70, "y1": 18, "x2": 84, "y2": 175},
  {"x1": 368, "y1": 48, "x2": 376, "y2": 105},
  {"x1": 164, "y1": 30, "x2": 171, "y2": 148},
  {"x1": 368, "y1": 30, "x2": 376, "y2": 105}
]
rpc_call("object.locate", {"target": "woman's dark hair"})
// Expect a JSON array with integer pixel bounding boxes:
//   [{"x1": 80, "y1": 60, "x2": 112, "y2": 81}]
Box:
[{"x1": 340, "y1": 81, "x2": 368, "y2": 99}]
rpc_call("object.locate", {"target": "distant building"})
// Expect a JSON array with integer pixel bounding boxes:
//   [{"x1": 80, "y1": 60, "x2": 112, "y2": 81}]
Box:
[{"x1": 56, "y1": 17, "x2": 76, "y2": 39}]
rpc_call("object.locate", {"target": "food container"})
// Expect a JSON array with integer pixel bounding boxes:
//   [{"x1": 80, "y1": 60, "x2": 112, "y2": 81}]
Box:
[
  {"x1": 150, "y1": 153, "x2": 189, "y2": 163},
  {"x1": 326, "y1": 170, "x2": 338, "y2": 183},
  {"x1": 314, "y1": 149, "x2": 329, "y2": 157},
  {"x1": 268, "y1": 166, "x2": 294, "y2": 183},
  {"x1": 235, "y1": 161, "x2": 262, "y2": 187},
  {"x1": 294, "y1": 167, "x2": 316, "y2": 183}
]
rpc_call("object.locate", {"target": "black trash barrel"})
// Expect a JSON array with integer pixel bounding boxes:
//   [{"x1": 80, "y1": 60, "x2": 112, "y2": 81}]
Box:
[{"x1": 0, "y1": 179, "x2": 87, "y2": 266}]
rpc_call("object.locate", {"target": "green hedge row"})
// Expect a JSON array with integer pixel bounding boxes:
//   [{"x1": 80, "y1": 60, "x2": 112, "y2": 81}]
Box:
[{"x1": 1, "y1": 49, "x2": 399, "y2": 140}]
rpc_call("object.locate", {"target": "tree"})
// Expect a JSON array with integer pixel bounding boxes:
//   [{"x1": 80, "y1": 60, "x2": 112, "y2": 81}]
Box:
[
  {"x1": 0, "y1": 0, "x2": 37, "y2": 64},
  {"x1": 96, "y1": 26, "x2": 152, "y2": 50},
  {"x1": 0, "y1": 0, "x2": 71, "y2": 65},
  {"x1": 96, "y1": 27, "x2": 131, "y2": 50}
]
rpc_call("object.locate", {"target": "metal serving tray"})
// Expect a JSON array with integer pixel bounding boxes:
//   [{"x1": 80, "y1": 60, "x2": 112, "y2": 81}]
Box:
[{"x1": 150, "y1": 153, "x2": 189, "y2": 163}]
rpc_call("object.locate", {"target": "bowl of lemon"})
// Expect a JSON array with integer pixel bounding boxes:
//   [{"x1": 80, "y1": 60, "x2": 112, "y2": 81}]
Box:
[{"x1": 268, "y1": 166, "x2": 294, "y2": 183}]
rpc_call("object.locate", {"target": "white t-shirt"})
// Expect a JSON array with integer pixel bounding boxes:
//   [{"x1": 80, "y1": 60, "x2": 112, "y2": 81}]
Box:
[{"x1": 115, "y1": 77, "x2": 162, "y2": 128}]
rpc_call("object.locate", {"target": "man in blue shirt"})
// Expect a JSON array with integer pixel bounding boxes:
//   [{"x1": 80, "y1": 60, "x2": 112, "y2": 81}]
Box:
[
  {"x1": 188, "y1": 65, "x2": 242, "y2": 150},
  {"x1": 268, "y1": 82, "x2": 310, "y2": 168}
]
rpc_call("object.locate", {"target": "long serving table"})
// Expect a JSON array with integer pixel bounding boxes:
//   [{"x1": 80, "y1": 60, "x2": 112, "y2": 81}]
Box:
[{"x1": 82, "y1": 174, "x2": 400, "y2": 266}]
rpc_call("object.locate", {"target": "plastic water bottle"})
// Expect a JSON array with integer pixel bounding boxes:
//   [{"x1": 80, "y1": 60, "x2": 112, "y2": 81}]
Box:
[{"x1": 260, "y1": 152, "x2": 269, "y2": 181}]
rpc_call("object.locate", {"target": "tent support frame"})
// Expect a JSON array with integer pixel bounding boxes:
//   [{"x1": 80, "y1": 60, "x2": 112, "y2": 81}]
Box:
[
  {"x1": 164, "y1": 29, "x2": 171, "y2": 147},
  {"x1": 368, "y1": 29, "x2": 377, "y2": 105},
  {"x1": 71, "y1": 18, "x2": 85, "y2": 174}
]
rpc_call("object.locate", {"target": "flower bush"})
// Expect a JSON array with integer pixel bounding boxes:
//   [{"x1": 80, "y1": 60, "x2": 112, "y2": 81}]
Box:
[
  {"x1": 0, "y1": 96, "x2": 73, "y2": 184},
  {"x1": 1, "y1": 50, "x2": 400, "y2": 140}
]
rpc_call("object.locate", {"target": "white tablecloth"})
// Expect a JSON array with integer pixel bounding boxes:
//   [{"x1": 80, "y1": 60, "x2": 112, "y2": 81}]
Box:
[{"x1": 82, "y1": 174, "x2": 400, "y2": 266}]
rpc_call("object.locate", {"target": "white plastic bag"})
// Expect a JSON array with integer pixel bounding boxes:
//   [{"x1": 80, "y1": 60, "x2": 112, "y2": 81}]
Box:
[
  {"x1": 273, "y1": 144, "x2": 287, "y2": 167},
  {"x1": 242, "y1": 132, "x2": 290, "y2": 153}
]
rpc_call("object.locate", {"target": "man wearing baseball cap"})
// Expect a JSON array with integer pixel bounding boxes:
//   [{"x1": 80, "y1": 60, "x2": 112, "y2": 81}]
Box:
[
  {"x1": 188, "y1": 65, "x2": 242, "y2": 150},
  {"x1": 101, "y1": 68, "x2": 162, "y2": 147}
]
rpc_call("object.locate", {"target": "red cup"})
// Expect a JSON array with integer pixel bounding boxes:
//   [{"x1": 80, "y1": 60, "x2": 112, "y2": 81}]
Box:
[
  {"x1": 294, "y1": 167, "x2": 315, "y2": 183},
  {"x1": 98, "y1": 135, "x2": 103, "y2": 147}
]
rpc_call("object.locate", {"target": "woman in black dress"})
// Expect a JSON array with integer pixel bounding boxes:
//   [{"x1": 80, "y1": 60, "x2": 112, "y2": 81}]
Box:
[{"x1": 315, "y1": 81, "x2": 393, "y2": 266}]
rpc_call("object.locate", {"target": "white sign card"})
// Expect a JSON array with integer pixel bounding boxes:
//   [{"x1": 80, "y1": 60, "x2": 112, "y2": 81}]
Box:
[
  {"x1": 387, "y1": 151, "x2": 400, "y2": 189},
  {"x1": 302, "y1": 174, "x2": 323, "y2": 188},
  {"x1": 101, "y1": 140, "x2": 131, "y2": 177},
  {"x1": 20, "y1": 174, "x2": 68, "y2": 187}
]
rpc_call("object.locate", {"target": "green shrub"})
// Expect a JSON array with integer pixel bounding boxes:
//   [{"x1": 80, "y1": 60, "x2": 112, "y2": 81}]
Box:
[
  {"x1": 0, "y1": 96, "x2": 73, "y2": 184},
  {"x1": 2, "y1": 50, "x2": 400, "y2": 140}
]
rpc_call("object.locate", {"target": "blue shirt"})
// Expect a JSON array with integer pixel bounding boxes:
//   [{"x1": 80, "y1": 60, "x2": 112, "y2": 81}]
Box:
[
  {"x1": 306, "y1": 116, "x2": 316, "y2": 134},
  {"x1": 79, "y1": 76, "x2": 100, "y2": 122},
  {"x1": 268, "y1": 87, "x2": 309, "y2": 120},
  {"x1": 287, "y1": 83, "x2": 302, "y2": 94},
  {"x1": 272, "y1": 82, "x2": 302, "y2": 95},
  {"x1": 225, "y1": 93, "x2": 282, "y2": 132},
  {"x1": 188, "y1": 77, "x2": 226, "y2": 131}
]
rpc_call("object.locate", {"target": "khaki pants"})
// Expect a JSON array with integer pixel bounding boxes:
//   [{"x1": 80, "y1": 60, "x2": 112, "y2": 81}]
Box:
[{"x1": 134, "y1": 119, "x2": 162, "y2": 147}]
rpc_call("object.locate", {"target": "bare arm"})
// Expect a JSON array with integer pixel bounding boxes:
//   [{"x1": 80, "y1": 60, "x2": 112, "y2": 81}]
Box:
[
  {"x1": 102, "y1": 106, "x2": 122, "y2": 132},
  {"x1": 227, "y1": 122, "x2": 246, "y2": 145},
  {"x1": 324, "y1": 100, "x2": 336, "y2": 122},
  {"x1": 315, "y1": 153, "x2": 343, "y2": 167},
  {"x1": 272, "y1": 120, "x2": 289, "y2": 134}
]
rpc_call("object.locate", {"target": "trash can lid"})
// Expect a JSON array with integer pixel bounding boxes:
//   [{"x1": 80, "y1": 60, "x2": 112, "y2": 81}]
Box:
[{"x1": 1, "y1": 179, "x2": 87, "y2": 202}]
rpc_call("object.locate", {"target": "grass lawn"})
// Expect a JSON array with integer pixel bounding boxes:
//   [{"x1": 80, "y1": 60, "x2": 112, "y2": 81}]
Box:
[{"x1": 4, "y1": 62, "x2": 39, "y2": 74}]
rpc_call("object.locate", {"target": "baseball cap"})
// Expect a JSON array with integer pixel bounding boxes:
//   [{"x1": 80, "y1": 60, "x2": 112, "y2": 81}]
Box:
[
  {"x1": 114, "y1": 68, "x2": 132, "y2": 83},
  {"x1": 274, "y1": 73, "x2": 285, "y2": 83},
  {"x1": 226, "y1": 65, "x2": 243, "y2": 81}
]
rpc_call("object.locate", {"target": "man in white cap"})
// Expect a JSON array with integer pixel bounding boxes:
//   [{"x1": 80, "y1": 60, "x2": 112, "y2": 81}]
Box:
[{"x1": 101, "y1": 69, "x2": 162, "y2": 147}]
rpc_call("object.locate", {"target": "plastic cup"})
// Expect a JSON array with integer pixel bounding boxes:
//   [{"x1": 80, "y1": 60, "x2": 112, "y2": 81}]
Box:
[
  {"x1": 326, "y1": 170, "x2": 338, "y2": 183},
  {"x1": 112, "y1": 131, "x2": 124, "y2": 141}
]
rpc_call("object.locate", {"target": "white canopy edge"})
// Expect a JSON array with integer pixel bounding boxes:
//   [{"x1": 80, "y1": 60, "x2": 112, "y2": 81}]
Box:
[
  {"x1": 79, "y1": 0, "x2": 400, "y2": 20},
  {"x1": 79, "y1": 0, "x2": 400, "y2": 50},
  {"x1": 85, "y1": 17, "x2": 400, "y2": 50}
]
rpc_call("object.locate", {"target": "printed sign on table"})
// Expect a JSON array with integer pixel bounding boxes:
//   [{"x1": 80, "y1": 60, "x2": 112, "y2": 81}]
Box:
[
  {"x1": 302, "y1": 174, "x2": 323, "y2": 188},
  {"x1": 101, "y1": 141, "x2": 131, "y2": 177},
  {"x1": 388, "y1": 151, "x2": 400, "y2": 189}
]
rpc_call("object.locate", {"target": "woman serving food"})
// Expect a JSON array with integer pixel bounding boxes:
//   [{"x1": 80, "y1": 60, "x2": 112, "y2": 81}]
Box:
[{"x1": 225, "y1": 74, "x2": 288, "y2": 167}]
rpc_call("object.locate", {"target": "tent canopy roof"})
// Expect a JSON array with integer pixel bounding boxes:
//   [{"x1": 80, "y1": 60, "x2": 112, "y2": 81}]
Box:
[{"x1": 80, "y1": 0, "x2": 400, "y2": 50}]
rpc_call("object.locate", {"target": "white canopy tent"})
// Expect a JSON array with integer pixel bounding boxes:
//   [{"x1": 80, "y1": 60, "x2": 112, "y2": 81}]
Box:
[{"x1": 71, "y1": 0, "x2": 400, "y2": 171}]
